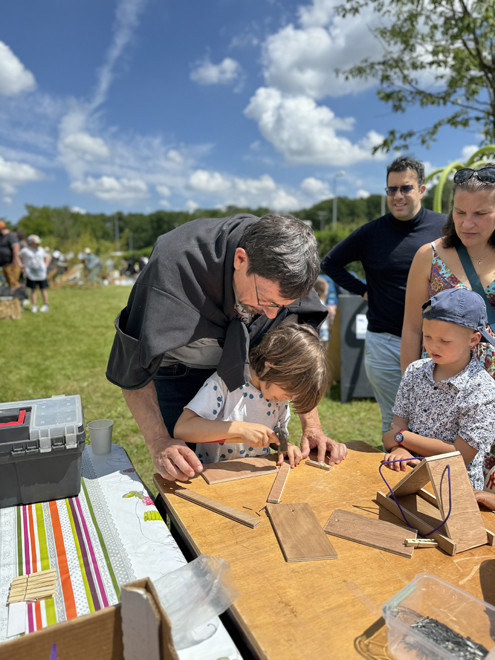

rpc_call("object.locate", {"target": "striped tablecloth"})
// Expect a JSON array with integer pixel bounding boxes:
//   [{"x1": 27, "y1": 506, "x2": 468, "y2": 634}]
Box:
[{"x1": 0, "y1": 445, "x2": 241, "y2": 659}]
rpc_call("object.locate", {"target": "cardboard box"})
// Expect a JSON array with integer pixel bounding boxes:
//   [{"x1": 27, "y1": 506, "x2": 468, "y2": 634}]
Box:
[
  {"x1": 0, "y1": 578, "x2": 178, "y2": 660},
  {"x1": 0, "y1": 394, "x2": 86, "y2": 507}
]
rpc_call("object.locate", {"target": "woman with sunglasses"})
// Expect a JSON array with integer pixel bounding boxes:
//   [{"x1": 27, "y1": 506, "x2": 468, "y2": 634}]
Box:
[{"x1": 401, "y1": 163, "x2": 495, "y2": 376}]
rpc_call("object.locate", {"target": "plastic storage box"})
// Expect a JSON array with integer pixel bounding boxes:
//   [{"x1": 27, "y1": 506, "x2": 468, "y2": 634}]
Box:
[
  {"x1": 0, "y1": 394, "x2": 86, "y2": 508},
  {"x1": 383, "y1": 574, "x2": 495, "y2": 659}
]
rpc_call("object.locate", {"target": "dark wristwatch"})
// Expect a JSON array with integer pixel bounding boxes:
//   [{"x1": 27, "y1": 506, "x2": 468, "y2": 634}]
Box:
[{"x1": 394, "y1": 429, "x2": 407, "y2": 444}]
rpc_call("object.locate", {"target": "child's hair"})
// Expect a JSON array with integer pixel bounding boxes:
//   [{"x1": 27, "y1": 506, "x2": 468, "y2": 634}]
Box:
[
  {"x1": 249, "y1": 321, "x2": 328, "y2": 414},
  {"x1": 314, "y1": 277, "x2": 329, "y2": 300}
]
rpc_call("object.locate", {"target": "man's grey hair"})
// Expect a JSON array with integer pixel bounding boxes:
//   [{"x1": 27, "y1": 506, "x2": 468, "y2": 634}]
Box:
[
  {"x1": 387, "y1": 156, "x2": 425, "y2": 187},
  {"x1": 238, "y1": 213, "x2": 320, "y2": 299}
]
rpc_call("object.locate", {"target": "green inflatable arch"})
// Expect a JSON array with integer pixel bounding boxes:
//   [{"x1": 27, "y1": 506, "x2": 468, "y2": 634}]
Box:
[{"x1": 425, "y1": 145, "x2": 495, "y2": 213}]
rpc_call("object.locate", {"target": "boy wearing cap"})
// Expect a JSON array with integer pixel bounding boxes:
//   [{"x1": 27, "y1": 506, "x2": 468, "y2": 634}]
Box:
[
  {"x1": 19, "y1": 235, "x2": 50, "y2": 313},
  {"x1": 383, "y1": 288, "x2": 495, "y2": 489}
]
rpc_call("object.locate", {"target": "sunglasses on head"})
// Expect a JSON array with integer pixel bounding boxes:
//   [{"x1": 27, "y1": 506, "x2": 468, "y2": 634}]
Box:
[
  {"x1": 385, "y1": 185, "x2": 415, "y2": 196},
  {"x1": 453, "y1": 166, "x2": 495, "y2": 184}
]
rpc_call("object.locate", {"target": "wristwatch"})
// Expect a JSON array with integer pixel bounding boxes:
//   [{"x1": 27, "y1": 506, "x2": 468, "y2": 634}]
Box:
[{"x1": 394, "y1": 429, "x2": 407, "y2": 444}]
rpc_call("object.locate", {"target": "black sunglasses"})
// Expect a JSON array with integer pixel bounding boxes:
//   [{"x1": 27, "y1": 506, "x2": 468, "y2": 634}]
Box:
[
  {"x1": 453, "y1": 166, "x2": 495, "y2": 184},
  {"x1": 385, "y1": 185, "x2": 416, "y2": 196}
]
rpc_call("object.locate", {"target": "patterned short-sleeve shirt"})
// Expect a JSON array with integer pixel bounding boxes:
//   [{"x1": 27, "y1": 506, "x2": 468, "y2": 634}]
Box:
[
  {"x1": 393, "y1": 355, "x2": 495, "y2": 489},
  {"x1": 184, "y1": 371, "x2": 290, "y2": 464}
]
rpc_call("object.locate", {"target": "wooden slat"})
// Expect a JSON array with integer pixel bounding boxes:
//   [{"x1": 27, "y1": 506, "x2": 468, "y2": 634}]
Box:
[
  {"x1": 200, "y1": 456, "x2": 277, "y2": 485},
  {"x1": 266, "y1": 503, "x2": 337, "y2": 562},
  {"x1": 376, "y1": 491, "x2": 456, "y2": 555},
  {"x1": 305, "y1": 458, "x2": 331, "y2": 471},
  {"x1": 174, "y1": 489, "x2": 260, "y2": 528},
  {"x1": 323, "y1": 508, "x2": 416, "y2": 558},
  {"x1": 427, "y1": 453, "x2": 487, "y2": 553},
  {"x1": 266, "y1": 462, "x2": 291, "y2": 504}
]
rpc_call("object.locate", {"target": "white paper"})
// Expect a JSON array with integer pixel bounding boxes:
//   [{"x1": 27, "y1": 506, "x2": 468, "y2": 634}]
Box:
[
  {"x1": 7, "y1": 601, "x2": 26, "y2": 637},
  {"x1": 355, "y1": 314, "x2": 368, "y2": 340}
]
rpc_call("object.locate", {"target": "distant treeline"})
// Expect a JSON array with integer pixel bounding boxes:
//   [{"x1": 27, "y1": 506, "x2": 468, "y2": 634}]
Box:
[{"x1": 7, "y1": 188, "x2": 441, "y2": 263}]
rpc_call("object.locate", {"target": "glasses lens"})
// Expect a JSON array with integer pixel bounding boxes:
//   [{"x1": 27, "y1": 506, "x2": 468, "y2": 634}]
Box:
[
  {"x1": 477, "y1": 167, "x2": 495, "y2": 183},
  {"x1": 385, "y1": 187, "x2": 398, "y2": 196},
  {"x1": 399, "y1": 185, "x2": 414, "y2": 194},
  {"x1": 453, "y1": 168, "x2": 475, "y2": 184}
]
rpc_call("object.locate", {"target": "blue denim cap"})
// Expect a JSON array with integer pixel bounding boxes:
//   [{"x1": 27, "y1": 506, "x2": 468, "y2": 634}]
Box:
[{"x1": 422, "y1": 288, "x2": 495, "y2": 346}]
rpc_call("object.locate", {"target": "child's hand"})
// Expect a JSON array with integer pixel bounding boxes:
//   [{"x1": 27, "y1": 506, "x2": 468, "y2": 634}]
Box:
[
  {"x1": 236, "y1": 422, "x2": 278, "y2": 448},
  {"x1": 382, "y1": 447, "x2": 420, "y2": 471},
  {"x1": 474, "y1": 489, "x2": 495, "y2": 511},
  {"x1": 277, "y1": 443, "x2": 301, "y2": 468}
]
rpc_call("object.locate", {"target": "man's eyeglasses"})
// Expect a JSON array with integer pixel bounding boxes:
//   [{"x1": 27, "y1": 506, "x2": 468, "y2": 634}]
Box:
[
  {"x1": 453, "y1": 166, "x2": 495, "y2": 185},
  {"x1": 253, "y1": 273, "x2": 283, "y2": 309},
  {"x1": 385, "y1": 185, "x2": 416, "y2": 196}
]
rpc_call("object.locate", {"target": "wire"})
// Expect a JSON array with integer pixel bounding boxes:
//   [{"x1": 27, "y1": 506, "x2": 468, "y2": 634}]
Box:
[{"x1": 379, "y1": 457, "x2": 452, "y2": 537}]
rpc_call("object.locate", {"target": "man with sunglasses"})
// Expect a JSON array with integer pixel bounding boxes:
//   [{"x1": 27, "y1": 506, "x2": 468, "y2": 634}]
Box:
[
  {"x1": 321, "y1": 156, "x2": 446, "y2": 441},
  {"x1": 107, "y1": 213, "x2": 347, "y2": 481}
]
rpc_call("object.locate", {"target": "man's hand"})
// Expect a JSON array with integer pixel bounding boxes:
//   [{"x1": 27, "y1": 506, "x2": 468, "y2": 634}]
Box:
[
  {"x1": 382, "y1": 447, "x2": 420, "y2": 472},
  {"x1": 150, "y1": 436, "x2": 204, "y2": 482},
  {"x1": 300, "y1": 427, "x2": 347, "y2": 465}
]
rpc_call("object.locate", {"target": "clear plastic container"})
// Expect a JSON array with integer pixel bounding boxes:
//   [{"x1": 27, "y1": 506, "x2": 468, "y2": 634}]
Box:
[{"x1": 382, "y1": 574, "x2": 495, "y2": 660}]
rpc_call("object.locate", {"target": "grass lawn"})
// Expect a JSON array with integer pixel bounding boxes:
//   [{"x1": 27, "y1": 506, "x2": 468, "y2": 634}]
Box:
[{"x1": 2, "y1": 285, "x2": 382, "y2": 495}]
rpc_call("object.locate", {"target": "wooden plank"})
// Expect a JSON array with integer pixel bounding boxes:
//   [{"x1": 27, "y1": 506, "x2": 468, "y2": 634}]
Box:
[
  {"x1": 174, "y1": 488, "x2": 260, "y2": 528},
  {"x1": 427, "y1": 453, "x2": 487, "y2": 553},
  {"x1": 266, "y1": 503, "x2": 337, "y2": 562},
  {"x1": 200, "y1": 456, "x2": 277, "y2": 485},
  {"x1": 323, "y1": 508, "x2": 416, "y2": 558},
  {"x1": 266, "y1": 462, "x2": 290, "y2": 504},
  {"x1": 376, "y1": 491, "x2": 456, "y2": 555},
  {"x1": 389, "y1": 460, "x2": 429, "y2": 498}
]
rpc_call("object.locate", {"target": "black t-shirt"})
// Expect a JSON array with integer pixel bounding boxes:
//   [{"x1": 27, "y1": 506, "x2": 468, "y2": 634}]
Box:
[
  {"x1": 320, "y1": 207, "x2": 446, "y2": 336},
  {"x1": 0, "y1": 232, "x2": 18, "y2": 267}
]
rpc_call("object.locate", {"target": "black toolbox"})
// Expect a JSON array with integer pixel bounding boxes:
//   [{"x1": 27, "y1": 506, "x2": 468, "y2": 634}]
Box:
[{"x1": 0, "y1": 394, "x2": 86, "y2": 507}]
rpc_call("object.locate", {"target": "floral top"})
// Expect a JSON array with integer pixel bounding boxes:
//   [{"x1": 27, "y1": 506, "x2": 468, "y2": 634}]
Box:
[
  {"x1": 394, "y1": 356, "x2": 495, "y2": 489},
  {"x1": 428, "y1": 241, "x2": 495, "y2": 377}
]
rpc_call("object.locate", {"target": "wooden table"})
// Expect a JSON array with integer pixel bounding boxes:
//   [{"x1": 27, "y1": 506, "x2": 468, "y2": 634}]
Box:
[{"x1": 155, "y1": 442, "x2": 495, "y2": 660}]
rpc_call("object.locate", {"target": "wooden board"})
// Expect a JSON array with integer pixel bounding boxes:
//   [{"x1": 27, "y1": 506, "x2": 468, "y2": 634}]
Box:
[
  {"x1": 174, "y1": 489, "x2": 260, "y2": 528},
  {"x1": 427, "y1": 453, "x2": 488, "y2": 552},
  {"x1": 200, "y1": 456, "x2": 277, "y2": 484},
  {"x1": 266, "y1": 462, "x2": 291, "y2": 503},
  {"x1": 323, "y1": 508, "x2": 416, "y2": 558},
  {"x1": 376, "y1": 491, "x2": 456, "y2": 555},
  {"x1": 391, "y1": 452, "x2": 459, "y2": 498},
  {"x1": 266, "y1": 502, "x2": 337, "y2": 562}
]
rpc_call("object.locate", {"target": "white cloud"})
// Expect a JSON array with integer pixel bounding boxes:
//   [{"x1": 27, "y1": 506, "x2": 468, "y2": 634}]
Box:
[
  {"x1": 186, "y1": 199, "x2": 200, "y2": 213},
  {"x1": 461, "y1": 145, "x2": 480, "y2": 163},
  {"x1": 0, "y1": 42, "x2": 36, "y2": 96},
  {"x1": 300, "y1": 177, "x2": 331, "y2": 198},
  {"x1": 71, "y1": 175, "x2": 149, "y2": 203},
  {"x1": 244, "y1": 87, "x2": 385, "y2": 166},
  {"x1": 0, "y1": 155, "x2": 43, "y2": 195},
  {"x1": 156, "y1": 184, "x2": 171, "y2": 197},
  {"x1": 61, "y1": 132, "x2": 110, "y2": 161},
  {"x1": 190, "y1": 57, "x2": 242, "y2": 85},
  {"x1": 71, "y1": 206, "x2": 87, "y2": 214},
  {"x1": 189, "y1": 170, "x2": 229, "y2": 193},
  {"x1": 262, "y1": 22, "x2": 379, "y2": 99},
  {"x1": 356, "y1": 189, "x2": 370, "y2": 199}
]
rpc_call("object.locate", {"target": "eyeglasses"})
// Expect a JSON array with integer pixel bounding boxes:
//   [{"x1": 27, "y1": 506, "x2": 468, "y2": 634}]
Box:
[
  {"x1": 385, "y1": 185, "x2": 416, "y2": 196},
  {"x1": 453, "y1": 166, "x2": 495, "y2": 184},
  {"x1": 253, "y1": 273, "x2": 283, "y2": 309}
]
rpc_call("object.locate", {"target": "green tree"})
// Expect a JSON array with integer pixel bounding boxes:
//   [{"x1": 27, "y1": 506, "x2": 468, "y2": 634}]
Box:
[{"x1": 336, "y1": 0, "x2": 495, "y2": 151}]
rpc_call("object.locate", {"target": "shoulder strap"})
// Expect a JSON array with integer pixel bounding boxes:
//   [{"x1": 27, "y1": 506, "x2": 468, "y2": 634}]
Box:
[{"x1": 456, "y1": 244, "x2": 495, "y2": 330}]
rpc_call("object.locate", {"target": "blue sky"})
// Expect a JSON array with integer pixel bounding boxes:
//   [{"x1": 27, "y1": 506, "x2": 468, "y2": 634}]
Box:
[{"x1": 0, "y1": 0, "x2": 483, "y2": 223}]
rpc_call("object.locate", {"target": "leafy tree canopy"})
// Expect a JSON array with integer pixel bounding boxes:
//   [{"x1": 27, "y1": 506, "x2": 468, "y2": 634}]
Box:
[{"x1": 336, "y1": 0, "x2": 495, "y2": 152}]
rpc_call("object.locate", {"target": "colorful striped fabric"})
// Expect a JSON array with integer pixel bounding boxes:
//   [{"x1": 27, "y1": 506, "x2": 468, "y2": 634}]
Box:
[{"x1": 0, "y1": 445, "x2": 187, "y2": 641}]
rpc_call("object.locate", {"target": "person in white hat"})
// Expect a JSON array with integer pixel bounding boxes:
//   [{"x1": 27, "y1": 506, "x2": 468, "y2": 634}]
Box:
[{"x1": 18, "y1": 235, "x2": 50, "y2": 312}]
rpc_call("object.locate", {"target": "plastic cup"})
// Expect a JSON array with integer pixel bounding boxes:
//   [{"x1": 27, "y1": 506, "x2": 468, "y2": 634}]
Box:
[{"x1": 87, "y1": 419, "x2": 113, "y2": 455}]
